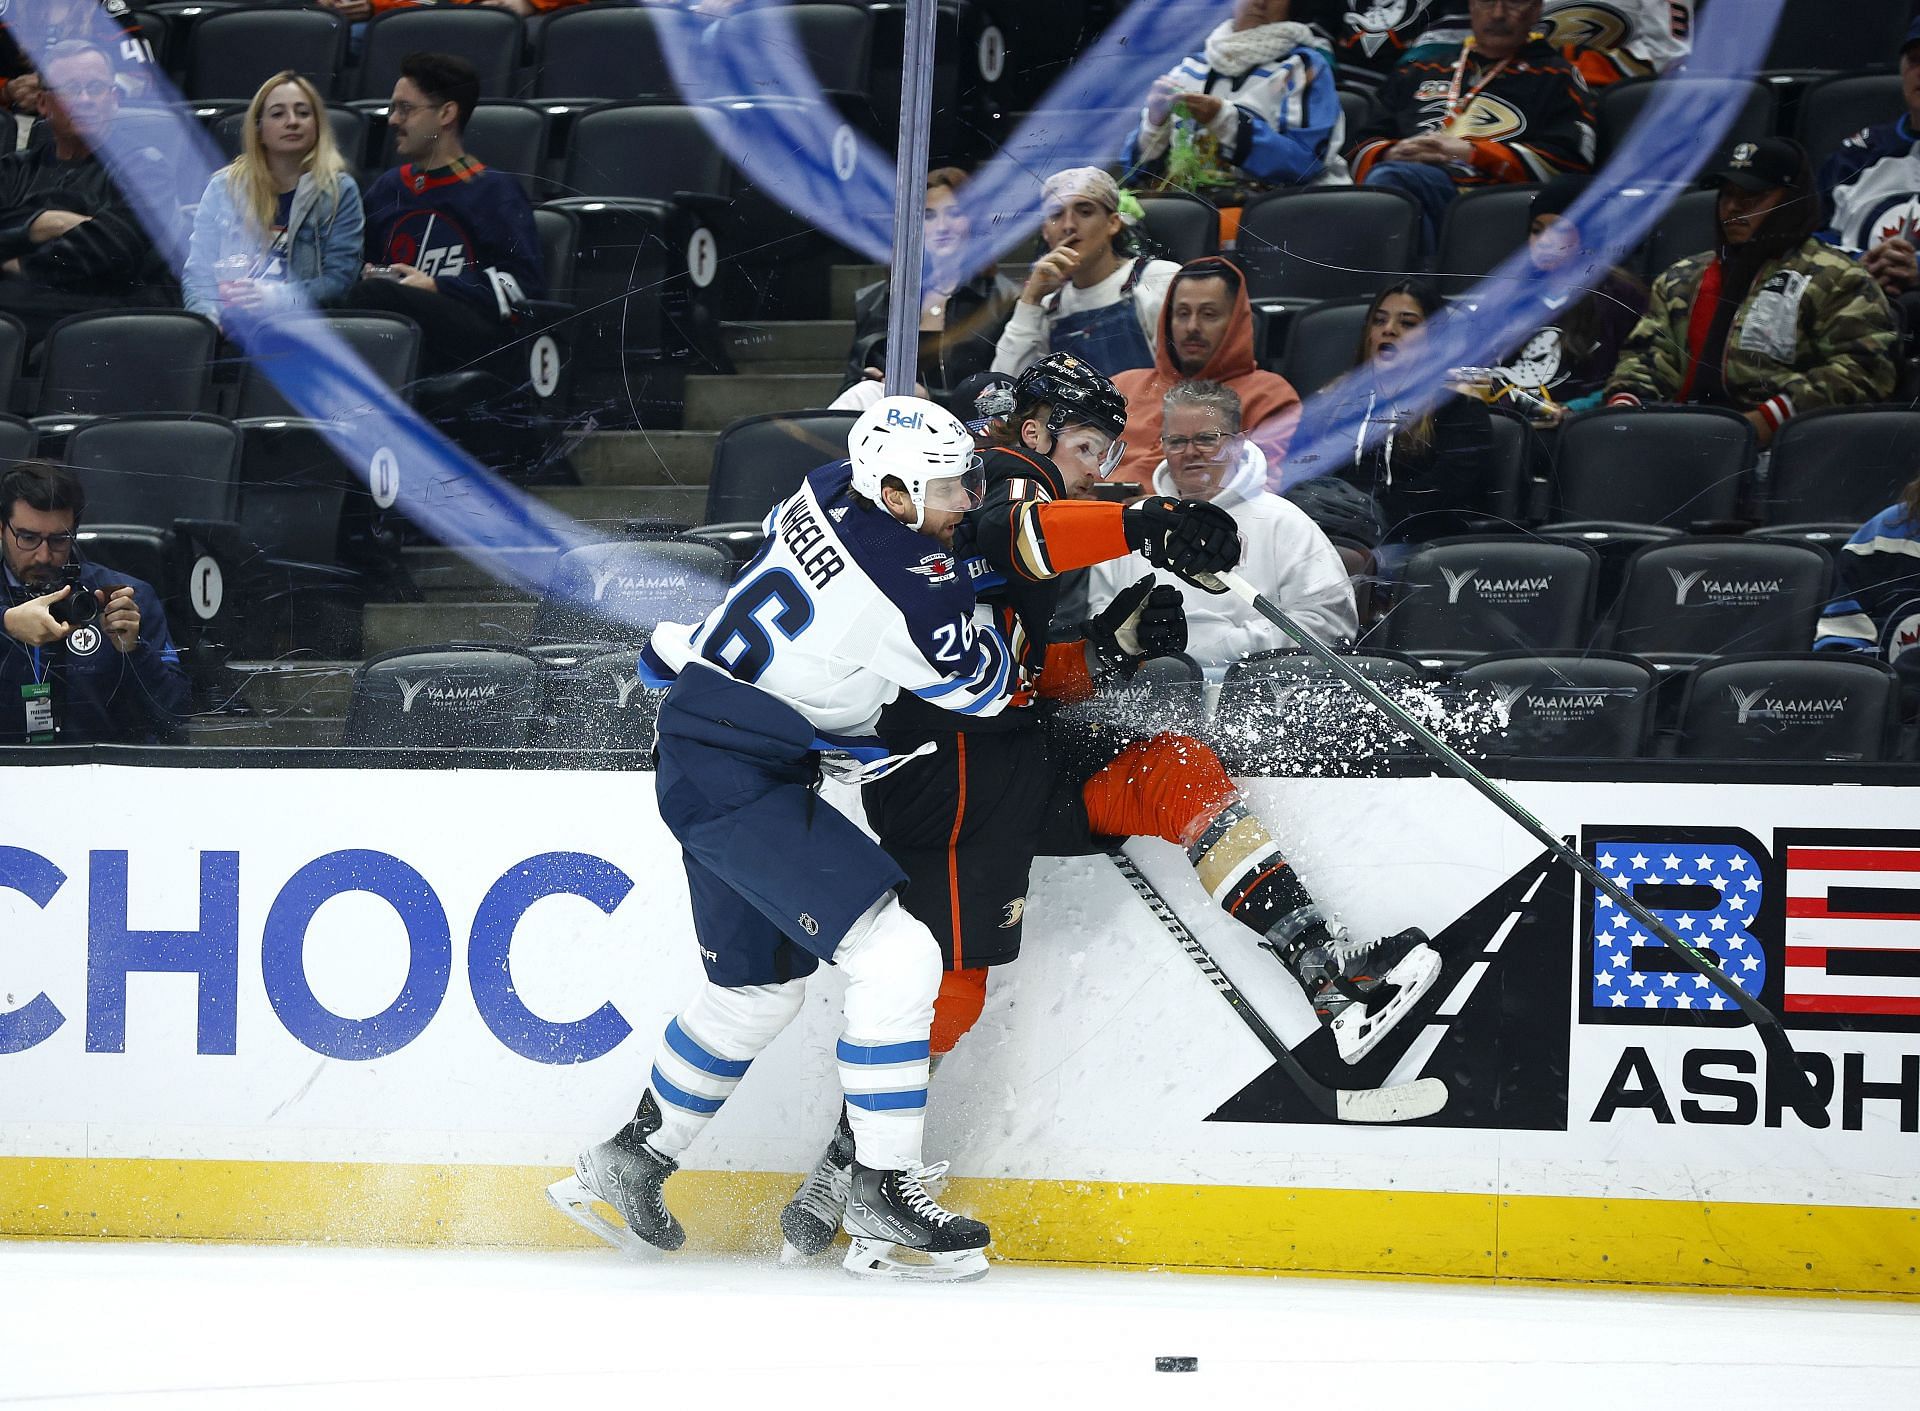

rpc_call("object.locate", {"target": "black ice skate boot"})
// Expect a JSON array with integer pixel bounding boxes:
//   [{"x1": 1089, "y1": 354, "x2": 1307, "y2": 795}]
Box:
[
  {"x1": 1263, "y1": 912, "x2": 1441, "y2": 1064},
  {"x1": 778, "y1": 1107, "x2": 855, "y2": 1264},
  {"x1": 842, "y1": 1161, "x2": 990, "y2": 1283},
  {"x1": 546, "y1": 1090, "x2": 686, "y2": 1256}
]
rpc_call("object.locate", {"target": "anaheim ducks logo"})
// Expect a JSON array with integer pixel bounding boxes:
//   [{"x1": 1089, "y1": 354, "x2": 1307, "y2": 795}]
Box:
[
  {"x1": 1538, "y1": 2, "x2": 1631, "y2": 50},
  {"x1": 1348, "y1": 0, "x2": 1418, "y2": 35},
  {"x1": 1501, "y1": 327, "x2": 1566, "y2": 390},
  {"x1": 1451, "y1": 95, "x2": 1528, "y2": 142}
]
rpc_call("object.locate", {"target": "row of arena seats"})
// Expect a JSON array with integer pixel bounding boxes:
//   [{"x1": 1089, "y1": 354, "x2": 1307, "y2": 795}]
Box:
[{"x1": 334, "y1": 634, "x2": 1917, "y2": 766}]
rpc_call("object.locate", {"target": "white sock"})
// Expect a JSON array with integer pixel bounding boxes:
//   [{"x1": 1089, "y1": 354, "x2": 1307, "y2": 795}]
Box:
[
  {"x1": 834, "y1": 894, "x2": 941, "y2": 1171},
  {"x1": 646, "y1": 978, "x2": 806, "y2": 1158}
]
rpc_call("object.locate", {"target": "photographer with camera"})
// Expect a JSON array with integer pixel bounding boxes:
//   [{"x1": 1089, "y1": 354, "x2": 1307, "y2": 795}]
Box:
[{"x1": 1, "y1": 461, "x2": 187, "y2": 744}]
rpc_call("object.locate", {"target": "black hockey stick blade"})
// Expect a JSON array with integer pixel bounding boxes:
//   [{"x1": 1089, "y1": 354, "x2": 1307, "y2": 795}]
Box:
[
  {"x1": 1112, "y1": 851, "x2": 1448, "y2": 1124},
  {"x1": 1205, "y1": 570, "x2": 1827, "y2": 1125}
]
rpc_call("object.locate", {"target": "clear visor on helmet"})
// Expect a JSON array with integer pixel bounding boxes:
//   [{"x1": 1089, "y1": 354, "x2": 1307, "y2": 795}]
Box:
[
  {"x1": 923, "y1": 454, "x2": 986, "y2": 513},
  {"x1": 1095, "y1": 436, "x2": 1127, "y2": 480}
]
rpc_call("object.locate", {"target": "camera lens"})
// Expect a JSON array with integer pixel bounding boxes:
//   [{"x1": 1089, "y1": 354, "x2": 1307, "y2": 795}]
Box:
[{"x1": 61, "y1": 588, "x2": 100, "y2": 627}]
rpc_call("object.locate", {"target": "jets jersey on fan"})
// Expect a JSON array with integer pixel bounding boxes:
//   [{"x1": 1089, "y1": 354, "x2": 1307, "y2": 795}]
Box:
[
  {"x1": 647, "y1": 462, "x2": 1013, "y2": 737},
  {"x1": 1819, "y1": 117, "x2": 1920, "y2": 256},
  {"x1": 1813, "y1": 502, "x2": 1920, "y2": 685}
]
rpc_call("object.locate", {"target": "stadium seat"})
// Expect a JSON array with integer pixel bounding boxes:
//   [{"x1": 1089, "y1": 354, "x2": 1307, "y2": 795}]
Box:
[
  {"x1": 530, "y1": 540, "x2": 734, "y2": 647},
  {"x1": 1337, "y1": 87, "x2": 1375, "y2": 143},
  {"x1": 1273, "y1": 297, "x2": 1369, "y2": 394},
  {"x1": 1636, "y1": 188, "x2": 1720, "y2": 281},
  {"x1": 377, "y1": 101, "x2": 549, "y2": 198},
  {"x1": 0, "y1": 310, "x2": 23, "y2": 412},
  {"x1": 533, "y1": 5, "x2": 695, "y2": 101},
  {"x1": 0, "y1": 414, "x2": 36, "y2": 471},
  {"x1": 1763, "y1": 407, "x2": 1920, "y2": 532},
  {"x1": 64, "y1": 415, "x2": 242, "y2": 528},
  {"x1": 1236, "y1": 188, "x2": 1423, "y2": 308},
  {"x1": 345, "y1": 644, "x2": 543, "y2": 749},
  {"x1": 184, "y1": 10, "x2": 346, "y2": 103},
  {"x1": 1547, "y1": 406, "x2": 1755, "y2": 531},
  {"x1": 211, "y1": 106, "x2": 369, "y2": 180},
  {"x1": 715, "y1": 5, "x2": 875, "y2": 101},
  {"x1": 1135, "y1": 194, "x2": 1221, "y2": 265},
  {"x1": 1459, "y1": 650, "x2": 1658, "y2": 759},
  {"x1": 37, "y1": 311, "x2": 217, "y2": 419},
  {"x1": 1213, "y1": 648, "x2": 1437, "y2": 774},
  {"x1": 1596, "y1": 79, "x2": 1775, "y2": 166},
  {"x1": 1364, "y1": 535, "x2": 1599, "y2": 664},
  {"x1": 1433, "y1": 185, "x2": 1539, "y2": 299},
  {"x1": 1480, "y1": 405, "x2": 1535, "y2": 528},
  {"x1": 1675, "y1": 654, "x2": 1901, "y2": 762},
  {"x1": 355, "y1": 8, "x2": 523, "y2": 100},
  {"x1": 701, "y1": 410, "x2": 860, "y2": 526},
  {"x1": 1601, "y1": 537, "x2": 1833, "y2": 667},
  {"x1": 1797, "y1": 73, "x2": 1904, "y2": 169},
  {"x1": 1763, "y1": 0, "x2": 1909, "y2": 75},
  {"x1": 234, "y1": 312, "x2": 422, "y2": 421},
  {"x1": 540, "y1": 647, "x2": 663, "y2": 752}
]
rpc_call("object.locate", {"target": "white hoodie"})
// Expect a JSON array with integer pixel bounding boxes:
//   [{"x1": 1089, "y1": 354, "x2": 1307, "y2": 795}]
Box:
[{"x1": 1086, "y1": 441, "x2": 1357, "y2": 668}]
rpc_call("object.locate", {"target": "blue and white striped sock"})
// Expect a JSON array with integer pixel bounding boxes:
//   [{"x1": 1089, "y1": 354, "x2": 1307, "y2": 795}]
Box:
[
  {"x1": 837, "y1": 1034, "x2": 930, "y2": 1172},
  {"x1": 645, "y1": 1015, "x2": 753, "y2": 1158}
]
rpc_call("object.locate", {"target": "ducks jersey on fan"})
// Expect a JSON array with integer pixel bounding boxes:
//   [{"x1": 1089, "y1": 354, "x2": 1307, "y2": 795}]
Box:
[{"x1": 647, "y1": 463, "x2": 1014, "y2": 738}]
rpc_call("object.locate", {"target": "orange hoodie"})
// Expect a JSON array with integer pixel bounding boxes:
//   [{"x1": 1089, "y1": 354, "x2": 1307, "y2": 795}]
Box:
[{"x1": 1110, "y1": 256, "x2": 1301, "y2": 487}]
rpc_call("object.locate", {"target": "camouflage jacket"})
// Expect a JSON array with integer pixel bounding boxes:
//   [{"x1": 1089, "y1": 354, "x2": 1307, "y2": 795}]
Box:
[{"x1": 1604, "y1": 238, "x2": 1897, "y2": 431}]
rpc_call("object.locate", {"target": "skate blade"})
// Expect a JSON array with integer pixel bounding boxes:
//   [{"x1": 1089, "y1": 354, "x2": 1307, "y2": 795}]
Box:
[
  {"x1": 1332, "y1": 943, "x2": 1443, "y2": 1064},
  {"x1": 842, "y1": 1236, "x2": 989, "y2": 1283},
  {"x1": 545, "y1": 1175, "x2": 659, "y2": 1259}
]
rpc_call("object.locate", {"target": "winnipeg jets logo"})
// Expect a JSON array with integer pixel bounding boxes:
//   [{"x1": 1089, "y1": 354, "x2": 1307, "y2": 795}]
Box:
[
  {"x1": 1440, "y1": 565, "x2": 1479, "y2": 604},
  {"x1": 66, "y1": 625, "x2": 102, "y2": 657},
  {"x1": 1871, "y1": 196, "x2": 1920, "y2": 251},
  {"x1": 1727, "y1": 684, "x2": 1772, "y2": 725},
  {"x1": 1668, "y1": 567, "x2": 1708, "y2": 606},
  {"x1": 1891, "y1": 610, "x2": 1920, "y2": 657},
  {"x1": 396, "y1": 676, "x2": 430, "y2": 713},
  {"x1": 908, "y1": 552, "x2": 957, "y2": 585},
  {"x1": 386, "y1": 210, "x2": 472, "y2": 280}
]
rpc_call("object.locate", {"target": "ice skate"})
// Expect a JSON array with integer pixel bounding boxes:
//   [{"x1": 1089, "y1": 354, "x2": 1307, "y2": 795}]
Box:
[
  {"x1": 1266, "y1": 922, "x2": 1441, "y2": 1064},
  {"x1": 547, "y1": 1093, "x2": 685, "y2": 1257},
  {"x1": 779, "y1": 1109, "x2": 855, "y2": 1264},
  {"x1": 842, "y1": 1161, "x2": 990, "y2": 1283}
]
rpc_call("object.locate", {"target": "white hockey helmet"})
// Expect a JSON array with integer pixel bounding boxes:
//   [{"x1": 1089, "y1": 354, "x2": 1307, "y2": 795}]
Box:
[{"x1": 848, "y1": 395, "x2": 984, "y2": 529}]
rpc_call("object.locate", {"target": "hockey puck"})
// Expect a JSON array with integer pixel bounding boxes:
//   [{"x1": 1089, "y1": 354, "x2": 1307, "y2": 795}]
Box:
[{"x1": 1154, "y1": 1357, "x2": 1198, "y2": 1373}]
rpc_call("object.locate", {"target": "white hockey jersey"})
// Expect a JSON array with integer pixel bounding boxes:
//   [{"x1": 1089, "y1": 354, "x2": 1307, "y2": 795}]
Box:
[
  {"x1": 1414, "y1": 1, "x2": 1693, "y2": 74},
  {"x1": 647, "y1": 462, "x2": 1013, "y2": 738}
]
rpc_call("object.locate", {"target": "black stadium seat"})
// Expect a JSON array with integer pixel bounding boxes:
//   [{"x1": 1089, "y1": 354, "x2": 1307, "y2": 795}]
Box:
[
  {"x1": 1213, "y1": 649, "x2": 1433, "y2": 773},
  {"x1": 541, "y1": 647, "x2": 663, "y2": 751},
  {"x1": 531, "y1": 539, "x2": 734, "y2": 647},
  {"x1": 345, "y1": 644, "x2": 543, "y2": 749},
  {"x1": 1433, "y1": 185, "x2": 1539, "y2": 298},
  {"x1": 1676, "y1": 654, "x2": 1901, "y2": 762},
  {"x1": 379, "y1": 101, "x2": 549, "y2": 198},
  {"x1": 1764, "y1": 407, "x2": 1920, "y2": 532},
  {"x1": 1460, "y1": 651, "x2": 1658, "y2": 759},
  {"x1": 356, "y1": 7, "x2": 523, "y2": 100},
  {"x1": 64, "y1": 415, "x2": 242, "y2": 529},
  {"x1": 1763, "y1": 0, "x2": 1909, "y2": 75},
  {"x1": 211, "y1": 106, "x2": 369, "y2": 181},
  {"x1": 1135, "y1": 193, "x2": 1220, "y2": 265},
  {"x1": 37, "y1": 311, "x2": 218, "y2": 419},
  {"x1": 1597, "y1": 79, "x2": 1775, "y2": 166},
  {"x1": 1273, "y1": 297, "x2": 1369, "y2": 395},
  {"x1": 0, "y1": 311, "x2": 23, "y2": 412},
  {"x1": 1548, "y1": 407, "x2": 1755, "y2": 531},
  {"x1": 1797, "y1": 73, "x2": 1904, "y2": 169},
  {"x1": 1602, "y1": 537, "x2": 1833, "y2": 666},
  {"x1": 1365, "y1": 535, "x2": 1599, "y2": 663},
  {"x1": 1637, "y1": 188, "x2": 1720, "y2": 280},
  {"x1": 235, "y1": 312, "x2": 422, "y2": 421},
  {"x1": 185, "y1": 10, "x2": 346, "y2": 104},
  {"x1": 534, "y1": 5, "x2": 694, "y2": 101},
  {"x1": 715, "y1": 4, "x2": 875, "y2": 101},
  {"x1": 702, "y1": 410, "x2": 860, "y2": 527},
  {"x1": 1481, "y1": 405, "x2": 1535, "y2": 527},
  {"x1": 1236, "y1": 188, "x2": 1424, "y2": 308}
]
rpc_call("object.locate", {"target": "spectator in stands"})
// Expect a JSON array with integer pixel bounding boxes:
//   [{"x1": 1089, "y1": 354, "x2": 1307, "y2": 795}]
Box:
[
  {"x1": 0, "y1": 461, "x2": 188, "y2": 744},
  {"x1": 1814, "y1": 469, "x2": 1920, "y2": 688},
  {"x1": 1607, "y1": 138, "x2": 1897, "y2": 450},
  {"x1": 1087, "y1": 380, "x2": 1355, "y2": 666},
  {"x1": 1303, "y1": 0, "x2": 1449, "y2": 76},
  {"x1": 183, "y1": 72, "x2": 365, "y2": 331},
  {"x1": 835, "y1": 168, "x2": 1018, "y2": 414},
  {"x1": 1475, "y1": 174, "x2": 1646, "y2": 421},
  {"x1": 1403, "y1": 2, "x2": 1693, "y2": 86},
  {"x1": 1818, "y1": 19, "x2": 1920, "y2": 327},
  {"x1": 1282, "y1": 278, "x2": 1495, "y2": 549},
  {"x1": 0, "y1": 71, "x2": 39, "y2": 153},
  {"x1": 0, "y1": 0, "x2": 158, "y2": 105},
  {"x1": 1347, "y1": 0, "x2": 1595, "y2": 251},
  {"x1": 326, "y1": 0, "x2": 587, "y2": 23},
  {"x1": 993, "y1": 167, "x2": 1181, "y2": 380},
  {"x1": 1110, "y1": 255, "x2": 1301, "y2": 483},
  {"x1": 338, "y1": 52, "x2": 544, "y2": 377},
  {"x1": 1124, "y1": 0, "x2": 1350, "y2": 236},
  {"x1": 0, "y1": 41, "x2": 176, "y2": 346}
]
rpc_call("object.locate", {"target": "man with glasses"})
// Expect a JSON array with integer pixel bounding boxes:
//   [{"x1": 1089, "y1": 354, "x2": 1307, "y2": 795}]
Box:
[
  {"x1": 1347, "y1": 0, "x2": 1595, "y2": 251},
  {"x1": 0, "y1": 461, "x2": 187, "y2": 744},
  {"x1": 341, "y1": 52, "x2": 543, "y2": 376},
  {"x1": 1089, "y1": 379, "x2": 1355, "y2": 668},
  {"x1": 0, "y1": 41, "x2": 176, "y2": 345}
]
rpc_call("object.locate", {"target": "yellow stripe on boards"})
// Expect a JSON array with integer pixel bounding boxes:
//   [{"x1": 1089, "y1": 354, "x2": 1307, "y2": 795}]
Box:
[{"x1": 2, "y1": 1158, "x2": 1914, "y2": 1299}]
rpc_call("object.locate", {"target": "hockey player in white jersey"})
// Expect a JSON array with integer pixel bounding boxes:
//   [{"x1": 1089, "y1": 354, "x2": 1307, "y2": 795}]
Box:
[{"x1": 548, "y1": 396, "x2": 1016, "y2": 1282}]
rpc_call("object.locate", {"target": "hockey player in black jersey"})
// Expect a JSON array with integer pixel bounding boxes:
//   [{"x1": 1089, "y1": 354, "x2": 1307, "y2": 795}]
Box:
[{"x1": 780, "y1": 354, "x2": 1440, "y2": 1259}]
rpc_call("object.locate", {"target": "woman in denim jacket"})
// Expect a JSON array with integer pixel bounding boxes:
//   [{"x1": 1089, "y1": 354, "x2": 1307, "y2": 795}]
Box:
[{"x1": 183, "y1": 70, "x2": 363, "y2": 327}]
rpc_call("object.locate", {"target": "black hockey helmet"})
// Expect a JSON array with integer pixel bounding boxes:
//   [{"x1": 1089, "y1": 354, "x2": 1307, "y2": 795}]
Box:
[{"x1": 1011, "y1": 352, "x2": 1128, "y2": 443}]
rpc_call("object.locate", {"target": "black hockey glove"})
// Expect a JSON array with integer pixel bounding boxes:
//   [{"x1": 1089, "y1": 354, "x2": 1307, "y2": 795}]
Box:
[
  {"x1": 1083, "y1": 574, "x2": 1188, "y2": 679},
  {"x1": 1122, "y1": 496, "x2": 1240, "y2": 591}
]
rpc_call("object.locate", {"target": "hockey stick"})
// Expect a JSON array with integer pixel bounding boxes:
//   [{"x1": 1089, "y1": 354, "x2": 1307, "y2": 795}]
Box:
[
  {"x1": 1112, "y1": 850, "x2": 1449, "y2": 1123},
  {"x1": 1205, "y1": 569, "x2": 1827, "y2": 1124}
]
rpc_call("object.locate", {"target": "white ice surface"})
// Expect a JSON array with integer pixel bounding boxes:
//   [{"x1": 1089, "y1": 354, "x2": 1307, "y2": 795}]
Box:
[{"x1": 1, "y1": 1242, "x2": 1915, "y2": 1408}]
